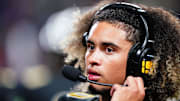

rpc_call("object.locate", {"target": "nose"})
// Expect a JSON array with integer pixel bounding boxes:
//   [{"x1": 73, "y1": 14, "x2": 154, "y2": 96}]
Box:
[{"x1": 86, "y1": 49, "x2": 101, "y2": 67}]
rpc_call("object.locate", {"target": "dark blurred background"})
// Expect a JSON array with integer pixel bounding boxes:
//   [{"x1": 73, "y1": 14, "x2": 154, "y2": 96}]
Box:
[{"x1": 0, "y1": 0, "x2": 179, "y2": 101}]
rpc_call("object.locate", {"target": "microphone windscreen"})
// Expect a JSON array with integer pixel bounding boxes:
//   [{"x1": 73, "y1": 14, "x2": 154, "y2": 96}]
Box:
[{"x1": 62, "y1": 65, "x2": 81, "y2": 81}]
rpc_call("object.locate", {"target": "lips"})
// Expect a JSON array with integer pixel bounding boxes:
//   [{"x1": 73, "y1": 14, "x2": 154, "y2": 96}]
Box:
[{"x1": 87, "y1": 69, "x2": 101, "y2": 81}]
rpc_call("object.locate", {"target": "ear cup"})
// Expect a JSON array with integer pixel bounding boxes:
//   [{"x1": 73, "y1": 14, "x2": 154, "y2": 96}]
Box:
[
  {"x1": 126, "y1": 43, "x2": 143, "y2": 76},
  {"x1": 126, "y1": 42, "x2": 154, "y2": 77}
]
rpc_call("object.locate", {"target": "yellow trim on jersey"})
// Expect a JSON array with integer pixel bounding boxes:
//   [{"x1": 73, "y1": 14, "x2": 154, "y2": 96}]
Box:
[{"x1": 67, "y1": 92, "x2": 95, "y2": 99}]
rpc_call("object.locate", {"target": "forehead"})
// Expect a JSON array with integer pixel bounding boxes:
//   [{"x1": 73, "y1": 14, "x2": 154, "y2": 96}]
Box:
[{"x1": 88, "y1": 21, "x2": 127, "y2": 42}]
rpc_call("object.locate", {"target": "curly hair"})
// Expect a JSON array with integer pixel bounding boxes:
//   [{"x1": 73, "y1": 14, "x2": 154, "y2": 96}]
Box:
[{"x1": 60, "y1": 0, "x2": 180, "y2": 101}]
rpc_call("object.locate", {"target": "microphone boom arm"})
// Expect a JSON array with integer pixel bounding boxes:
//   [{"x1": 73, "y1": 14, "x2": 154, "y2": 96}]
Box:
[{"x1": 87, "y1": 79, "x2": 113, "y2": 87}]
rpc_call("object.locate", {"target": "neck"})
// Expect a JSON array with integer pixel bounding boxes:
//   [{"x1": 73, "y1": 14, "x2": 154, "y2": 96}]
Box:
[
  {"x1": 88, "y1": 86, "x2": 111, "y2": 101},
  {"x1": 101, "y1": 93, "x2": 111, "y2": 101}
]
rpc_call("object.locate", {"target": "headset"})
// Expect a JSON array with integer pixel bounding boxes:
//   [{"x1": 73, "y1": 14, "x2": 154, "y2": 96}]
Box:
[{"x1": 82, "y1": 2, "x2": 155, "y2": 77}]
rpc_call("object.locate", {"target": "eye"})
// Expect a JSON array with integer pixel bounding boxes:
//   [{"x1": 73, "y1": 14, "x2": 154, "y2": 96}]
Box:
[
  {"x1": 87, "y1": 43, "x2": 95, "y2": 50},
  {"x1": 106, "y1": 47, "x2": 114, "y2": 53}
]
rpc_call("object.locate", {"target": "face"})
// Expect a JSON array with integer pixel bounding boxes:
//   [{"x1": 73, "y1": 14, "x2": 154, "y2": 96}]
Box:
[{"x1": 85, "y1": 21, "x2": 133, "y2": 91}]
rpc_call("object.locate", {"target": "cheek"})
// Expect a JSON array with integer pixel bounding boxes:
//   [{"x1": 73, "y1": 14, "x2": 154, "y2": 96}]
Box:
[
  {"x1": 106, "y1": 59, "x2": 127, "y2": 76},
  {"x1": 103, "y1": 54, "x2": 128, "y2": 83},
  {"x1": 85, "y1": 51, "x2": 92, "y2": 65},
  {"x1": 85, "y1": 52, "x2": 88, "y2": 63},
  {"x1": 85, "y1": 50, "x2": 89, "y2": 59},
  {"x1": 85, "y1": 52, "x2": 89, "y2": 71},
  {"x1": 105, "y1": 53, "x2": 128, "y2": 71}
]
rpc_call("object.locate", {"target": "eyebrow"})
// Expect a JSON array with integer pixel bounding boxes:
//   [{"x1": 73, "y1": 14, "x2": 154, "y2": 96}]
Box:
[
  {"x1": 87, "y1": 40, "x2": 120, "y2": 48},
  {"x1": 86, "y1": 40, "x2": 95, "y2": 45},
  {"x1": 102, "y1": 42, "x2": 119, "y2": 48}
]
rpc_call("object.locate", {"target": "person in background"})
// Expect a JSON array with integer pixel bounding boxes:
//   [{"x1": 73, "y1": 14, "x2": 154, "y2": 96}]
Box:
[{"x1": 60, "y1": 0, "x2": 180, "y2": 101}]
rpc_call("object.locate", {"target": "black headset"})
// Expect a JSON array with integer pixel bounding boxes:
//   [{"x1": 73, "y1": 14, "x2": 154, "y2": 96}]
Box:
[{"x1": 82, "y1": 2, "x2": 155, "y2": 77}]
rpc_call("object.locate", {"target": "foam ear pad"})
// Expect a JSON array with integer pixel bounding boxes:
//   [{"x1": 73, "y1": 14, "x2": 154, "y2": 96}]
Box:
[
  {"x1": 128, "y1": 43, "x2": 141, "y2": 63},
  {"x1": 126, "y1": 43, "x2": 142, "y2": 76}
]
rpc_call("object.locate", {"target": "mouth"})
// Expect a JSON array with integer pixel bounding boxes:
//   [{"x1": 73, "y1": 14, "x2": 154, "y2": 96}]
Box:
[{"x1": 87, "y1": 69, "x2": 101, "y2": 81}]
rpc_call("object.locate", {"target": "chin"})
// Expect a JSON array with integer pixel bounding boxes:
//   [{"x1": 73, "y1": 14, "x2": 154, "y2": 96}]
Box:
[{"x1": 89, "y1": 83, "x2": 111, "y2": 94}]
